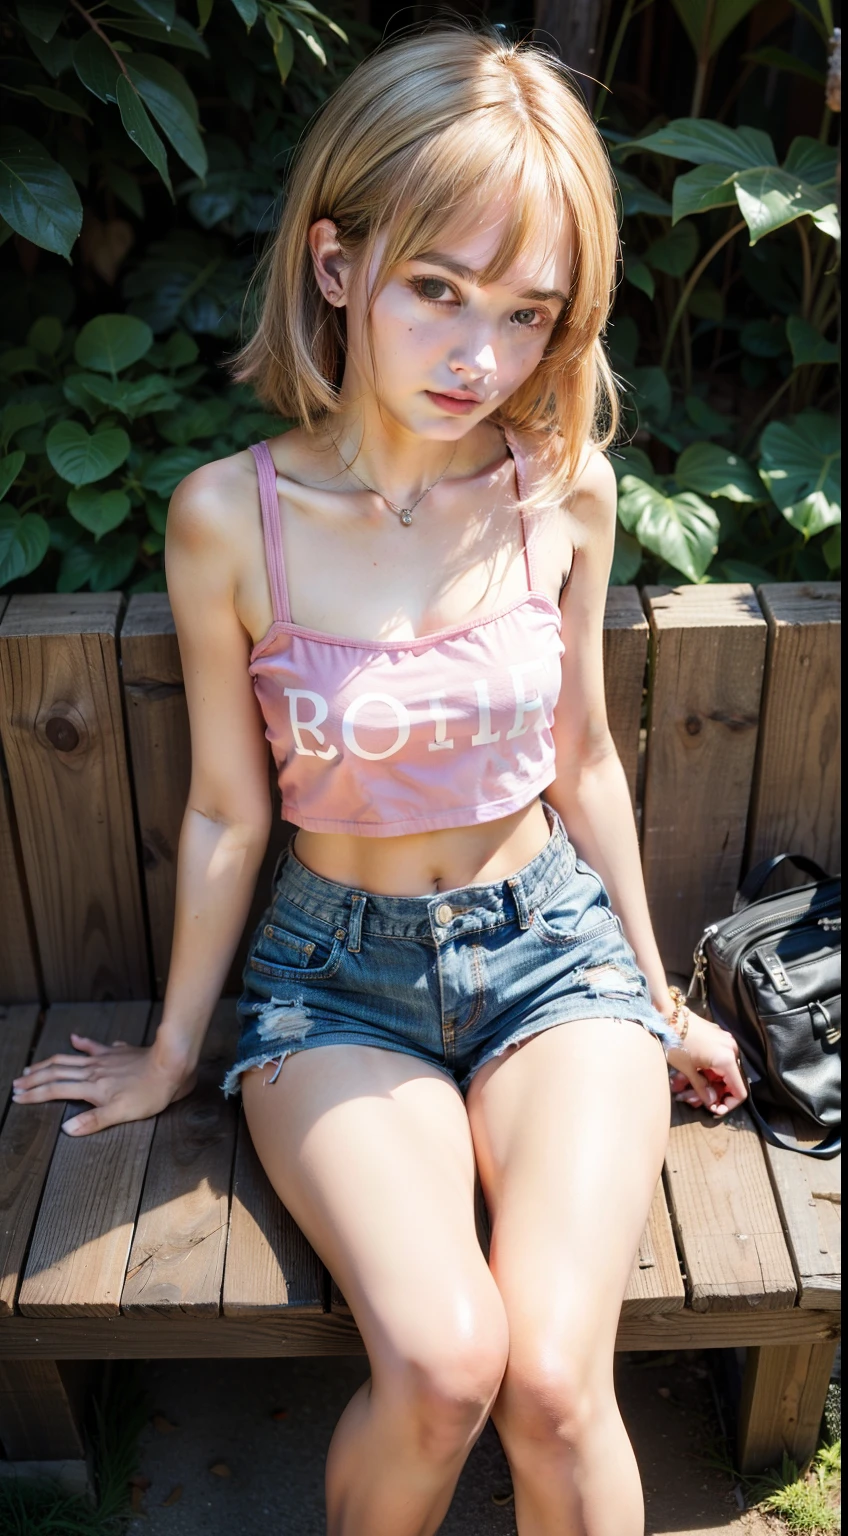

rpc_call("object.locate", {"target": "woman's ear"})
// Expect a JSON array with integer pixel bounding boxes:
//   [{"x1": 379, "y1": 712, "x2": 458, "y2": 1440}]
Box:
[{"x1": 307, "y1": 218, "x2": 349, "y2": 307}]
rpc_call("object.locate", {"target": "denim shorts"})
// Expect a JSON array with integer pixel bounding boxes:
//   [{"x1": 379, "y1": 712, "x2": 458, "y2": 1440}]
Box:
[{"x1": 221, "y1": 805, "x2": 678, "y2": 1100}]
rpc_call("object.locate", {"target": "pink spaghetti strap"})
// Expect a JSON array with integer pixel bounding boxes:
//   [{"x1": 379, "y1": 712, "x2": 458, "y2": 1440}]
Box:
[
  {"x1": 249, "y1": 441, "x2": 291, "y2": 624},
  {"x1": 502, "y1": 424, "x2": 536, "y2": 593}
]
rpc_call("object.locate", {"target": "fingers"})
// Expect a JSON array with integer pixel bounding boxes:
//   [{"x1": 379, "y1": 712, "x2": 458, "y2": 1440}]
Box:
[
  {"x1": 63, "y1": 1108, "x2": 111, "y2": 1136},
  {"x1": 69, "y1": 1033, "x2": 113, "y2": 1055}
]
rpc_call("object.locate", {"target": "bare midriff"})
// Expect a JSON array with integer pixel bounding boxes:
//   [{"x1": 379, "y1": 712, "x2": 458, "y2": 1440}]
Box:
[{"x1": 292, "y1": 797, "x2": 552, "y2": 896}]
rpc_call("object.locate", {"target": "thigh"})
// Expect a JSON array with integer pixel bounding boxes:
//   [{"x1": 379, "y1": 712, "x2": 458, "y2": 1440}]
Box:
[
  {"x1": 241, "y1": 1045, "x2": 506, "y2": 1371},
  {"x1": 466, "y1": 1018, "x2": 670, "y2": 1360}
]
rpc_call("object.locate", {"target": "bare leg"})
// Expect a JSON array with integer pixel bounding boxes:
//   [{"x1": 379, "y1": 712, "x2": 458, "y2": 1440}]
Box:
[
  {"x1": 467, "y1": 1018, "x2": 671, "y2": 1536},
  {"x1": 241, "y1": 1045, "x2": 509, "y2": 1536}
]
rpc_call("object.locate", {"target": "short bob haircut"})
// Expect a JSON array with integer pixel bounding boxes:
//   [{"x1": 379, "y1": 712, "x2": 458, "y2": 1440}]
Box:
[{"x1": 232, "y1": 23, "x2": 620, "y2": 508}]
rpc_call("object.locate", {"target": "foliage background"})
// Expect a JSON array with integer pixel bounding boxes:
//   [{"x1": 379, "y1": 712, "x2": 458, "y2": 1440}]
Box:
[{"x1": 0, "y1": 0, "x2": 841, "y2": 594}]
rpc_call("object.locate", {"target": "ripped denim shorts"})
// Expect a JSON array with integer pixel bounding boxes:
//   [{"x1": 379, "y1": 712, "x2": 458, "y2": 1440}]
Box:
[{"x1": 220, "y1": 803, "x2": 678, "y2": 1101}]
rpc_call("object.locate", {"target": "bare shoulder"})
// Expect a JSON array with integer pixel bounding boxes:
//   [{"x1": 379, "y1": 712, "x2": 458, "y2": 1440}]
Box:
[
  {"x1": 167, "y1": 448, "x2": 258, "y2": 555},
  {"x1": 567, "y1": 445, "x2": 617, "y2": 522}
]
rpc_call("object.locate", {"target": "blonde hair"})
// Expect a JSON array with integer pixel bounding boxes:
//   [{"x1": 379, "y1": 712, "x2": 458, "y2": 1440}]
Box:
[{"x1": 232, "y1": 23, "x2": 620, "y2": 507}]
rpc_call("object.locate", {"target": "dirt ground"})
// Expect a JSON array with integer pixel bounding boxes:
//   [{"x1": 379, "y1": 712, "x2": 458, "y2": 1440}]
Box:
[{"x1": 124, "y1": 1349, "x2": 786, "y2": 1535}]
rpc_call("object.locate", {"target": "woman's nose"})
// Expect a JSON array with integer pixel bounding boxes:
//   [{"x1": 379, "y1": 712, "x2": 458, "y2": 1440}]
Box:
[{"x1": 451, "y1": 341, "x2": 497, "y2": 379}]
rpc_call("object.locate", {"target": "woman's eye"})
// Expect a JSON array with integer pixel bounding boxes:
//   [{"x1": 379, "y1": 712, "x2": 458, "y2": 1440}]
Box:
[
  {"x1": 513, "y1": 308, "x2": 544, "y2": 328},
  {"x1": 412, "y1": 277, "x2": 454, "y2": 302}
]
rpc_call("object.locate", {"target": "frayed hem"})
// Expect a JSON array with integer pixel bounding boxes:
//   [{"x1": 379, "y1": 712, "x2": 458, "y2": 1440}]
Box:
[
  {"x1": 220, "y1": 1049, "x2": 293, "y2": 1099},
  {"x1": 459, "y1": 1007, "x2": 675, "y2": 1093}
]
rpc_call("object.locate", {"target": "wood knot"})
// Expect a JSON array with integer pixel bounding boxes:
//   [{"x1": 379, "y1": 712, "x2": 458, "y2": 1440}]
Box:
[
  {"x1": 684, "y1": 714, "x2": 702, "y2": 736},
  {"x1": 45, "y1": 716, "x2": 80, "y2": 752}
]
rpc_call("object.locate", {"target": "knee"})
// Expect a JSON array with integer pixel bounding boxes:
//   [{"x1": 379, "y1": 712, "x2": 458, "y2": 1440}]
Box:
[
  {"x1": 496, "y1": 1347, "x2": 606, "y2": 1455},
  {"x1": 385, "y1": 1313, "x2": 509, "y2": 1462}
]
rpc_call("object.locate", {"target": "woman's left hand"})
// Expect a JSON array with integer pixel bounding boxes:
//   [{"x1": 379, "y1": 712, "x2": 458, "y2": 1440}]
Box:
[{"x1": 665, "y1": 1010, "x2": 748, "y2": 1116}]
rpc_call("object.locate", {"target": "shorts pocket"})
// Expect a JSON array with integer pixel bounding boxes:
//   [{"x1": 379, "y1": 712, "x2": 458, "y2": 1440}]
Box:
[
  {"x1": 532, "y1": 891, "x2": 617, "y2": 948},
  {"x1": 247, "y1": 913, "x2": 345, "y2": 982}
]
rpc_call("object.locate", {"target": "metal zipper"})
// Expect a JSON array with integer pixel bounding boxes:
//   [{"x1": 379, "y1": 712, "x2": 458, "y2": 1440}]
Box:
[{"x1": 689, "y1": 894, "x2": 841, "y2": 1003}]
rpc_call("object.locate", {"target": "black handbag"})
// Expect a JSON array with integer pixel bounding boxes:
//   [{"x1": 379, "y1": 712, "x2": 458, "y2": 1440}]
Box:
[{"x1": 687, "y1": 853, "x2": 841, "y2": 1159}]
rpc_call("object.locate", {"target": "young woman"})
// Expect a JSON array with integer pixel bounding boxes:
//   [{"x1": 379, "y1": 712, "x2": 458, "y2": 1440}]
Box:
[{"x1": 14, "y1": 25, "x2": 746, "y2": 1536}]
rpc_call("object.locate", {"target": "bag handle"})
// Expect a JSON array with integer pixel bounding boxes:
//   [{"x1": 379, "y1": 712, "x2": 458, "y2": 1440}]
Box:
[
  {"x1": 744, "y1": 1091, "x2": 841, "y2": 1159},
  {"x1": 733, "y1": 852, "x2": 832, "y2": 914}
]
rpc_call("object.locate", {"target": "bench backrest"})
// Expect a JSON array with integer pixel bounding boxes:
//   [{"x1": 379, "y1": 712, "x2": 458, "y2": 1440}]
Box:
[{"x1": 0, "y1": 582, "x2": 840, "y2": 1004}]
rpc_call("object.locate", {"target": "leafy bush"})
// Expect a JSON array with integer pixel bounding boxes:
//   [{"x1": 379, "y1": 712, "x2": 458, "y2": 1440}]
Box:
[{"x1": 0, "y1": 0, "x2": 841, "y2": 592}]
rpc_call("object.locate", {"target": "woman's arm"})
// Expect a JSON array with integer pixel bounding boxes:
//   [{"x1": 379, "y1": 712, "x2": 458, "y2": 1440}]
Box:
[
  {"x1": 543, "y1": 450, "x2": 746, "y2": 1114},
  {"x1": 11, "y1": 459, "x2": 273, "y2": 1134}
]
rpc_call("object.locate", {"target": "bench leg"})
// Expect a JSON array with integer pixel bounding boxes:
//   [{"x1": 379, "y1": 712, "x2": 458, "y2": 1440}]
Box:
[
  {"x1": 0, "y1": 1359, "x2": 95, "y2": 1459},
  {"x1": 737, "y1": 1341, "x2": 837, "y2": 1474}
]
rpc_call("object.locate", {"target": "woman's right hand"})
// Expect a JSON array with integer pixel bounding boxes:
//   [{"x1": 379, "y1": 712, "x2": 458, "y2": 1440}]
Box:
[{"x1": 11, "y1": 1033, "x2": 199, "y2": 1137}]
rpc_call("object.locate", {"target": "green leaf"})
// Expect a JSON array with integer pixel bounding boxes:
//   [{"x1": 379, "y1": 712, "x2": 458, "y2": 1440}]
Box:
[
  {"x1": 75, "y1": 314, "x2": 154, "y2": 375},
  {"x1": 618, "y1": 475, "x2": 719, "y2": 581},
  {"x1": 740, "y1": 319, "x2": 787, "y2": 357},
  {"x1": 629, "y1": 366, "x2": 672, "y2": 426},
  {"x1": 734, "y1": 166, "x2": 841, "y2": 244},
  {"x1": 2, "y1": 401, "x2": 45, "y2": 445},
  {"x1": 132, "y1": 0, "x2": 177, "y2": 22},
  {"x1": 645, "y1": 220, "x2": 699, "y2": 276},
  {"x1": 198, "y1": 0, "x2": 215, "y2": 25},
  {"x1": 685, "y1": 396, "x2": 734, "y2": 436},
  {"x1": 273, "y1": 25, "x2": 295, "y2": 82},
  {"x1": 22, "y1": 26, "x2": 75, "y2": 77},
  {"x1": 743, "y1": 46, "x2": 826, "y2": 85},
  {"x1": 633, "y1": 120, "x2": 777, "y2": 172},
  {"x1": 141, "y1": 445, "x2": 207, "y2": 496},
  {"x1": 281, "y1": 10, "x2": 327, "y2": 65},
  {"x1": 610, "y1": 523, "x2": 642, "y2": 585},
  {"x1": 687, "y1": 282, "x2": 724, "y2": 321},
  {"x1": 16, "y1": 0, "x2": 64, "y2": 43},
  {"x1": 668, "y1": 0, "x2": 761, "y2": 60},
  {"x1": 676, "y1": 443, "x2": 766, "y2": 502},
  {"x1": 58, "y1": 531, "x2": 139, "y2": 592},
  {"x1": 28, "y1": 315, "x2": 64, "y2": 355},
  {"x1": 0, "y1": 451, "x2": 26, "y2": 502},
  {"x1": 822, "y1": 525, "x2": 840, "y2": 572},
  {"x1": 116, "y1": 74, "x2": 173, "y2": 195},
  {"x1": 716, "y1": 557, "x2": 775, "y2": 583},
  {"x1": 145, "y1": 494, "x2": 169, "y2": 533},
  {"x1": 672, "y1": 164, "x2": 738, "y2": 222},
  {"x1": 46, "y1": 420, "x2": 131, "y2": 485},
  {"x1": 0, "y1": 128, "x2": 83, "y2": 259},
  {"x1": 624, "y1": 255, "x2": 654, "y2": 298},
  {"x1": 13, "y1": 84, "x2": 92, "y2": 121},
  {"x1": 0, "y1": 510, "x2": 50, "y2": 584},
  {"x1": 73, "y1": 31, "x2": 122, "y2": 103},
  {"x1": 125, "y1": 55, "x2": 207, "y2": 178},
  {"x1": 67, "y1": 487, "x2": 132, "y2": 540},
  {"x1": 610, "y1": 446, "x2": 656, "y2": 483},
  {"x1": 614, "y1": 169, "x2": 672, "y2": 218},
  {"x1": 229, "y1": 0, "x2": 259, "y2": 22},
  {"x1": 98, "y1": 10, "x2": 209, "y2": 55},
  {"x1": 787, "y1": 316, "x2": 839, "y2": 367},
  {"x1": 783, "y1": 137, "x2": 839, "y2": 190},
  {"x1": 163, "y1": 331, "x2": 199, "y2": 367},
  {"x1": 70, "y1": 372, "x2": 181, "y2": 417},
  {"x1": 759, "y1": 413, "x2": 841, "y2": 539}
]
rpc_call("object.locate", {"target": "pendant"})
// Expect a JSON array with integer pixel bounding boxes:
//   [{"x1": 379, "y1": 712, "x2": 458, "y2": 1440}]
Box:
[{"x1": 399, "y1": 509, "x2": 413, "y2": 526}]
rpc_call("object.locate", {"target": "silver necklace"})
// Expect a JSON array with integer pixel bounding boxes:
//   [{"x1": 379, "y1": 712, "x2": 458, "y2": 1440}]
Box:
[{"x1": 328, "y1": 430, "x2": 457, "y2": 526}]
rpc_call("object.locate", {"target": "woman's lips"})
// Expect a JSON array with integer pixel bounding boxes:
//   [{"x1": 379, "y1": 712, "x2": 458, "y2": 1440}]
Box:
[{"x1": 425, "y1": 390, "x2": 480, "y2": 415}]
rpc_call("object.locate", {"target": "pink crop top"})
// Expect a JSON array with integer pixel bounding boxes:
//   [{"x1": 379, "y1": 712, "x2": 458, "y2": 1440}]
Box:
[{"x1": 247, "y1": 431, "x2": 565, "y2": 836}]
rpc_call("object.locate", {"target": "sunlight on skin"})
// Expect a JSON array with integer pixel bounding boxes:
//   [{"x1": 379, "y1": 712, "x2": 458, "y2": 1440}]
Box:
[{"x1": 310, "y1": 193, "x2": 574, "y2": 490}]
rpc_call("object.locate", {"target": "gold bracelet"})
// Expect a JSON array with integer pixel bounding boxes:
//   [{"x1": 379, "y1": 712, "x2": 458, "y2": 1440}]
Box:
[{"x1": 667, "y1": 985, "x2": 690, "y2": 1045}]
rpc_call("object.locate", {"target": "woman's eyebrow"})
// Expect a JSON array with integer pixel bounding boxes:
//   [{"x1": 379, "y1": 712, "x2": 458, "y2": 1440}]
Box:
[{"x1": 413, "y1": 251, "x2": 568, "y2": 306}]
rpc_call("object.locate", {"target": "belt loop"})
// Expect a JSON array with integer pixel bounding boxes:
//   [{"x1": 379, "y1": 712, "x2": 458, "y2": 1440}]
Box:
[
  {"x1": 347, "y1": 892, "x2": 366, "y2": 952},
  {"x1": 507, "y1": 876, "x2": 532, "y2": 930}
]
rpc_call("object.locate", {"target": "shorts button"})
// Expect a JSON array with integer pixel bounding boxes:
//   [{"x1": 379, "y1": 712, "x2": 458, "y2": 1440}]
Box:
[
  {"x1": 435, "y1": 902, "x2": 453, "y2": 926},
  {"x1": 263, "y1": 925, "x2": 274, "y2": 938}
]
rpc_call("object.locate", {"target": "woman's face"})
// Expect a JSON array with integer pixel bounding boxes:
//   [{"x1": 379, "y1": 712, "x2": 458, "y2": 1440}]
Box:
[{"x1": 338, "y1": 198, "x2": 573, "y2": 440}]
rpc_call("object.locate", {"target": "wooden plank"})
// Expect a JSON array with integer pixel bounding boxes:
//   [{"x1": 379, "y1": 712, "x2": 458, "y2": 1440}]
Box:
[
  {"x1": 641, "y1": 584, "x2": 767, "y2": 973},
  {"x1": 664, "y1": 1102, "x2": 797, "y2": 1312},
  {"x1": 745, "y1": 583, "x2": 841, "y2": 880},
  {"x1": 222, "y1": 1109, "x2": 325, "y2": 1316},
  {"x1": 0, "y1": 1359, "x2": 93, "y2": 1459},
  {"x1": 19, "y1": 1001, "x2": 153, "y2": 1317},
  {"x1": 737, "y1": 1340, "x2": 838, "y2": 1473},
  {"x1": 0, "y1": 596, "x2": 149, "y2": 1001},
  {"x1": 762, "y1": 1113, "x2": 840, "y2": 1311},
  {"x1": 0, "y1": 1003, "x2": 40, "y2": 1133},
  {"x1": 603, "y1": 586, "x2": 648, "y2": 808},
  {"x1": 0, "y1": 594, "x2": 41, "y2": 1002},
  {"x1": 121, "y1": 999, "x2": 239, "y2": 1315},
  {"x1": 120, "y1": 595, "x2": 191, "y2": 999},
  {"x1": 0, "y1": 1006, "x2": 101, "y2": 1318},
  {"x1": 622, "y1": 1178, "x2": 686, "y2": 1315},
  {"x1": 0, "y1": 1307, "x2": 838, "y2": 1359}
]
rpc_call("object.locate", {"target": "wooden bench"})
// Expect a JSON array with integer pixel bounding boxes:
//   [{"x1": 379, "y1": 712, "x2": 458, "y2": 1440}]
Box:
[{"x1": 0, "y1": 583, "x2": 840, "y2": 1490}]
